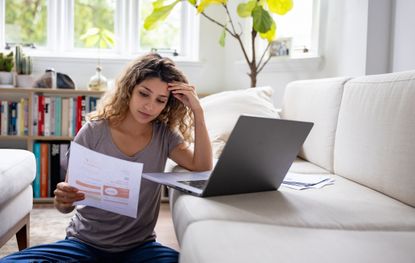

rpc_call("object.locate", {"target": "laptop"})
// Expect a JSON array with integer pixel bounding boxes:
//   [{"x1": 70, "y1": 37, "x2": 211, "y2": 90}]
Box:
[{"x1": 142, "y1": 115, "x2": 313, "y2": 197}]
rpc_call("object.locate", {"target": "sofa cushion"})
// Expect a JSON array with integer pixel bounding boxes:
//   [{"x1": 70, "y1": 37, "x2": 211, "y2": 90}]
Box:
[
  {"x1": 201, "y1": 86, "x2": 280, "y2": 158},
  {"x1": 179, "y1": 220, "x2": 415, "y2": 263},
  {"x1": 334, "y1": 70, "x2": 415, "y2": 207},
  {"x1": 281, "y1": 77, "x2": 349, "y2": 172},
  {"x1": 0, "y1": 149, "x2": 36, "y2": 206},
  {"x1": 170, "y1": 173, "x2": 415, "y2": 244}
]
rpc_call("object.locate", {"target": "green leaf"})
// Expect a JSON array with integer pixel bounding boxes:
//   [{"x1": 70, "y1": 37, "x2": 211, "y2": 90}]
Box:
[
  {"x1": 259, "y1": 20, "x2": 276, "y2": 41},
  {"x1": 144, "y1": 0, "x2": 180, "y2": 30},
  {"x1": 80, "y1": 27, "x2": 100, "y2": 40},
  {"x1": 85, "y1": 35, "x2": 99, "y2": 47},
  {"x1": 237, "y1": 0, "x2": 257, "y2": 18},
  {"x1": 153, "y1": 0, "x2": 167, "y2": 9},
  {"x1": 252, "y1": 5, "x2": 273, "y2": 33},
  {"x1": 187, "y1": 0, "x2": 197, "y2": 5},
  {"x1": 219, "y1": 26, "x2": 226, "y2": 47},
  {"x1": 197, "y1": 0, "x2": 227, "y2": 13},
  {"x1": 267, "y1": 0, "x2": 293, "y2": 15}
]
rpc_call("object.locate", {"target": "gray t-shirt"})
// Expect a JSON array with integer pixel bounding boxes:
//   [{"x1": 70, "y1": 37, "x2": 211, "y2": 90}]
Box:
[{"x1": 66, "y1": 119, "x2": 182, "y2": 252}]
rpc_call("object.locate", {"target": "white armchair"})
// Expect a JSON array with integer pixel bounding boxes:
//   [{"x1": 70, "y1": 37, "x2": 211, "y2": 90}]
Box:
[{"x1": 0, "y1": 149, "x2": 36, "y2": 250}]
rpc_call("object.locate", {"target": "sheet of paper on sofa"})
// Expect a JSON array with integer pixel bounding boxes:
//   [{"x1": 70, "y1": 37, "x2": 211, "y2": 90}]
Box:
[
  {"x1": 282, "y1": 173, "x2": 335, "y2": 190},
  {"x1": 67, "y1": 142, "x2": 143, "y2": 218}
]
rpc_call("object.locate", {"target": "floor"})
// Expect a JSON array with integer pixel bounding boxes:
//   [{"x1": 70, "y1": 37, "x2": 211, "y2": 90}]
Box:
[{"x1": 0, "y1": 202, "x2": 179, "y2": 257}]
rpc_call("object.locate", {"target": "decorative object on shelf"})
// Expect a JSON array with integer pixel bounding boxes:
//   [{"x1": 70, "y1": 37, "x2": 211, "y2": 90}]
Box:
[
  {"x1": 88, "y1": 66, "x2": 108, "y2": 91},
  {"x1": 269, "y1": 37, "x2": 292, "y2": 57},
  {"x1": 15, "y1": 45, "x2": 35, "y2": 87},
  {"x1": 145, "y1": 0, "x2": 293, "y2": 87},
  {"x1": 57, "y1": 72, "x2": 76, "y2": 89},
  {"x1": 0, "y1": 51, "x2": 15, "y2": 88},
  {"x1": 34, "y1": 69, "x2": 75, "y2": 89}
]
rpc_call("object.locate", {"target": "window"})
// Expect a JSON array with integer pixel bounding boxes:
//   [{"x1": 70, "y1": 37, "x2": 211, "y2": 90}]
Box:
[
  {"x1": 139, "y1": 0, "x2": 182, "y2": 52},
  {"x1": 256, "y1": 0, "x2": 320, "y2": 58},
  {"x1": 0, "y1": 0, "x2": 198, "y2": 59},
  {"x1": 74, "y1": 0, "x2": 116, "y2": 49},
  {"x1": 273, "y1": 0, "x2": 318, "y2": 56},
  {"x1": 4, "y1": 0, "x2": 47, "y2": 47}
]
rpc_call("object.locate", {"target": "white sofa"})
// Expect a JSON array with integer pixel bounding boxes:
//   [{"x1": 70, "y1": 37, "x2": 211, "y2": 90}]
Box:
[
  {"x1": 0, "y1": 149, "x2": 36, "y2": 251},
  {"x1": 168, "y1": 70, "x2": 415, "y2": 263}
]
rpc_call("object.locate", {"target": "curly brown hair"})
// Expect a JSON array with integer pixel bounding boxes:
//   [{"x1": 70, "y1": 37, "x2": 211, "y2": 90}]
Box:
[{"x1": 88, "y1": 53, "x2": 194, "y2": 144}]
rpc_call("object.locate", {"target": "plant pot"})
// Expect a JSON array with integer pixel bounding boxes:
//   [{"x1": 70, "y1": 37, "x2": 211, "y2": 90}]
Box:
[
  {"x1": 16, "y1": 74, "x2": 36, "y2": 88},
  {"x1": 0, "y1": 72, "x2": 15, "y2": 88}
]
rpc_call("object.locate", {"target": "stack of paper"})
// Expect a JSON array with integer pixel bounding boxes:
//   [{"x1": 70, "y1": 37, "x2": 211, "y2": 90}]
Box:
[{"x1": 282, "y1": 173, "x2": 335, "y2": 190}]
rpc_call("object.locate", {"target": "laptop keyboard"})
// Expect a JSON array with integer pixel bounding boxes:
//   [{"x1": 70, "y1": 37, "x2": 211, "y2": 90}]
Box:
[{"x1": 178, "y1": 179, "x2": 208, "y2": 189}]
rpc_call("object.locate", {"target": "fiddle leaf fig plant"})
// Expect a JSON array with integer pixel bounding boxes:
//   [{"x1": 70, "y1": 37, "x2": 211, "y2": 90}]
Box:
[{"x1": 144, "y1": 0, "x2": 293, "y2": 87}]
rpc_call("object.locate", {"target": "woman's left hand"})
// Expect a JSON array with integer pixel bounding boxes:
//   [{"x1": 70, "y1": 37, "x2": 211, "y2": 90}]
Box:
[{"x1": 168, "y1": 82, "x2": 202, "y2": 113}]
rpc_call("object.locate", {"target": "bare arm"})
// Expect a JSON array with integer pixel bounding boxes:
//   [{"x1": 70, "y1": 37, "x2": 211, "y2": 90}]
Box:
[{"x1": 167, "y1": 83, "x2": 213, "y2": 171}]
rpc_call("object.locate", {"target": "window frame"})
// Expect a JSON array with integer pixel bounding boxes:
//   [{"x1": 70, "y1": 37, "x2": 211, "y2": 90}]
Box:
[{"x1": 0, "y1": 0, "x2": 200, "y2": 60}]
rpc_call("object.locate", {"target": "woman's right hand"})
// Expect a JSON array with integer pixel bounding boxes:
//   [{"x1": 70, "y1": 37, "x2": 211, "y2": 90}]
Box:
[{"x1": 54, "y1": 182, "x2": 85, "y2": 213}]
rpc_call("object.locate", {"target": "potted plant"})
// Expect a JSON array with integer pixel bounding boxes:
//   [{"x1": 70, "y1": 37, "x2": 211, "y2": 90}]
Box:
[
  {"x1": 15, "y1": 45, "x2": 35, "y2": 88},
  {"x1": 0, "y1": 51, "x2": 15, "y2": 87},
  {"x1": 144, "y1": 0, "x2": 293, "y2": 87}
]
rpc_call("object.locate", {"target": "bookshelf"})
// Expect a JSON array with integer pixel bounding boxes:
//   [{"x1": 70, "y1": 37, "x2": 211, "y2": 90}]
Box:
[{"x1": 0, "y1": 87, "x2": 104, "y2": 203}]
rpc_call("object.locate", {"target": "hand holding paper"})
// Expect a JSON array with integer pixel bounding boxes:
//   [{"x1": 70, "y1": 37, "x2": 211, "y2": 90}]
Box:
[{"x1": 67, "y1": 142, "x2": 143, "y2": 218}]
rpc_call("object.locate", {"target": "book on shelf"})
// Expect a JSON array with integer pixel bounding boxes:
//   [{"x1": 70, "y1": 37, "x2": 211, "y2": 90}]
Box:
[
  {"x1": 44, "y1": 97, "x2": 51, "y2": 136},
  {"x1": 0, "y1": 101, "x2": 8, "y2": 135},
  {"x1": 38, "y1": 95, "x2": 45, "y2": 136},
  {"x1": 28, "y1": 94, "x2": 100, "y2": 137},
  {"x1": 33, "y1": 141, "x2": 70, "y2": 199},
  {"x1": 32, "y1": 94, "x2": 39, "y2": 135},
  {"x1": 33, "y1": 142, "x2": 41, "y2": 198},
  {"x1": 40, "y1": 143, "x2": 49, "y2": 198}
]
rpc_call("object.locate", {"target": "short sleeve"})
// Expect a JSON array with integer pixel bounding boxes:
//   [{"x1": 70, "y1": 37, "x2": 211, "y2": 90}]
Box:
[
  {"x1": 167, "y1": 128, "x2": 184, "y2": 154},
  {"x1": 73, "y1": 121, "x2": 97, "y2": 149}
]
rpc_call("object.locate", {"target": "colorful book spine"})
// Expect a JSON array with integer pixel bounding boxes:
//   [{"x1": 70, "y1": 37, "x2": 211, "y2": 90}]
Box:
[
  {"x1": 1, "y1": 101, "x2": 8, "y2": 135},
  {"x1": 23, "y1": 98, "x2": 29, "y2": 136},
  {"x1": 44, "y1": 97, "x2": 51, "y2": 136},
  {"x1": 33, "y1": 142, "x2": 41, "y2": 198},
  {"x1": 61, "y1": 98, "x2": 69, "y2": 137},
  {"x1": 50, "y1": 97, "x2": 55, "y2": 136},
  {"x1": 76, "y1": 96, "x2": 82, "y2": 133},
  {"x1": 55, "y1": 97, "x2": 62, "y2": 136},
  {"x1": 68, "y1": 98, "x2": 74, "y2": 137},
  {"x1": 32, "y1": 94, "x2": 38, "y2": 136},
  {"x1": 50, "y1": 142, "x2": 61, "y2": 197},
  {"x1": 9, "y1": 102, "x2": 16, "y2": 135},
  {"x1": 38, "y1": 95, "x2": 44, "y2": 136},
  {"x1": 59, "y1": 143, "x2": 69, "y2": 182},
  {"x1": 40, "y1": 143, "x2": 49, "y2": 198}
]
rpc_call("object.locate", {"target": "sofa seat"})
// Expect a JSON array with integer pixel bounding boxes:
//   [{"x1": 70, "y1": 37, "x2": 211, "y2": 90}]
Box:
[
  {"x1": 179, "y1": 220, "x2": 415, "y2": 263},
  {"x1": 0, "y1": 149, "x2": 36, "y2": 250},
  {"x1": 170, "y1": 171, "x2": 415, "y2": 244}
]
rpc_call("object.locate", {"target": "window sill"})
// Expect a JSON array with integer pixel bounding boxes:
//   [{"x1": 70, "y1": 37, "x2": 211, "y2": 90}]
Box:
[{"x1": 236, "y1": 55, "x2": 323, "y2": 73}]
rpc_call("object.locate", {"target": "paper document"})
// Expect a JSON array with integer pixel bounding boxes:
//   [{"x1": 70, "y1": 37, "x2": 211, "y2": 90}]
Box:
[
  {"x1": 67, "y1": 142, "x2": 143, "y2": 218},
  {"x1": 282, "y1": 173, "x2": 335, "y2": 190}
]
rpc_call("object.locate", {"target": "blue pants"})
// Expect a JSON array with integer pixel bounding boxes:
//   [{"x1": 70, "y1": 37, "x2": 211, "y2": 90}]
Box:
[{"x1": 0, "y1": 238, "x2": 179, "y2": 263}]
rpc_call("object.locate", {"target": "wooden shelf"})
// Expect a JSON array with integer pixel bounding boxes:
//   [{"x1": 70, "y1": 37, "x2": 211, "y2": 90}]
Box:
[
  {"x1": 0, "y1": 135, "x2": 29, "y2": 140},
  {"x1": 33, "y1": 198, "x2": 54, "y2": 203},
  {"x1": 0, "y1": 87, "x2": 104, "y2": 96}
]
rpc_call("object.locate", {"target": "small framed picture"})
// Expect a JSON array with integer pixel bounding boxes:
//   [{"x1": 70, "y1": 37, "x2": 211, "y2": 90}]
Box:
[{"x1": 269, "y1": 37, "x2": 292, "y2": 57}]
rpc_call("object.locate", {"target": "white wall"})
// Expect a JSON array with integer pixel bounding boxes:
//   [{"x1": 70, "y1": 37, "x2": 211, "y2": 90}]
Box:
[{"x1": 391, "y1": 0, "x2": 415, "y2": 72}]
